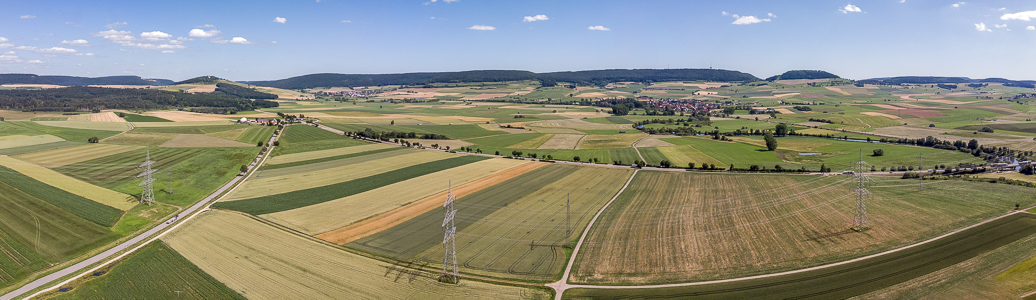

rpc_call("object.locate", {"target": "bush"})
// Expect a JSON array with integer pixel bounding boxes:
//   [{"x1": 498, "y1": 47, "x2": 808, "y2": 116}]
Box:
[
  {"x1": 87, "y1": 136, "x2": 99, "y2": 143},
  {"x1": 273, "y1": 141, "x2": 280, "y2": 146},
  {"x1": 979, "y1": 126, "x2": 994, "y2": 133},
  {"x1": 872, "y1": 149, "x2": 884, "y2": 156},
  {"x1": 1021, "y1": 164, "x2": 1034, "y2": 175}
]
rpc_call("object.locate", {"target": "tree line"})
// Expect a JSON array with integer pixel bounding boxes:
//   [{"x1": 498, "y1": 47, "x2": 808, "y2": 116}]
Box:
[{"x1": 0, "y1": 86, "x2": 278, "y2": 112}]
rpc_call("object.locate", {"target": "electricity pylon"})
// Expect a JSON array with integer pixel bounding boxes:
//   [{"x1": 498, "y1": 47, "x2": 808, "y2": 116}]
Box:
[
  {"x1": 441, "y1": 181, "x2": 459, "y2": 284},
  {"x1": 851, "y1": 149, "x2": 872, "y2": 231},
  {"x1": 136, "y1": 150, "x2": 157, "y2": 206}
]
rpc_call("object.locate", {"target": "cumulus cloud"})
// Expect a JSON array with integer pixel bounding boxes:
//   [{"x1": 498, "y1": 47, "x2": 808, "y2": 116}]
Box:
[
  {"x1": 37, "y1": 47, "x2": 77, "y2": 54},
  {"x1": 975, "y1": 22, "x2": 991, "y2": 32},
  {"x1": 424, "y1": 0, "x2": 458, "y2": 4},
  {"x1": 20, "y1": 15, "x2": 36, "y2": 19},
  {"x1": 229, "y1": 37, "x2": 250, "y2": 44},
  {"x1": 0, "y1": 51, "x2": 20, "y2": 62},
  {"x1": 995, "y1": 24, "x2": 1008, "y2": 28},
  {"x1": 1028, "y1": 25, "x2": 1035, "y2": 30},
  {"x1": 162, "y1": 50, "x2": 175, "y2": 53},
  {"x1": 952, "y1": 2, "x2": 964, "y2": 8},
  {"x1": 468, "y1": 25, "x2": 495, "y2": 30},
  {"x1": 587, "y1": 25, "x2": 611, "y2": 31},
  {"x1": 274, "y1": 17, "x2": 286, "y2": 24},
  {"x1": 1001, "y1": 10, "x2": 1036, "y2": 21},
  {"x1": 341, "y1": 20, "x2": 352, "y2": 23},
  {"x1": 0, "y1": 43, "x2": 12, "y2": 48},
  {"x1": 523, "y1": 14, "x2": 548, "y2": 22},
  {"x1": 128, "y1": 43, "x2": 185, "y2": 50},
  {"x1": 768, "y1": 13, "x2": 777, "y2": 18},
  {"x1": 721, "y1": 11, "x2": 729, "y2": 16},
  {"x1": 140, "y1": 31, "x2": 172, "y2": 41},
  {"x1": 0, "y1": 37, "x2": 7, "y2": 42},
  {"x1": 92, "y1": 29, "x2": 135, "y2": 44},
  {"x1": 732, "y1": 15, "x2": 771, "y2": 25},
  {"x1": 14, "y1": 46, "x2": 36, "y2": 51},
  {"x1": 27, "y1": 60, "x2": 43, "y2": 64},
  {"x1": 840, "y1": 4, "x2": 862, "y2": 13},
  {"x1": 60, "y1": 39, "x2": 90, "y2": 46},
  {"x1": 105, "y1": 22, "x2": 127, "y2": 29},
  {"x1": 189, "y1": 29, "x2": 221, "y2": 38}
]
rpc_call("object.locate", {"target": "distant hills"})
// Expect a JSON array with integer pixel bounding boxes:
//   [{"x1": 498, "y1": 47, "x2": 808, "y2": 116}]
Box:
[
  {"x1": 860, "y1": 76, "x2": 1036, "y2": 87},
  {"x1": 765, "y1": 70, "x2": 840, "y2": 81},
  {"x1": 243, "y1": 69, "x2": 761, "y2": 89},
  {"x1": 0, "y1": 74, "x2": 172, "y2": 86}
]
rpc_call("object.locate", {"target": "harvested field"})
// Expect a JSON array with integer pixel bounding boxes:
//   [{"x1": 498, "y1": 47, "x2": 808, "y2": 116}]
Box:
[
  {"x1": 507, "y1": 134, "x2": 554, "y2": 149},
  {"x1": 263, "y1": 158, "x2": 533, "y2": 235},
  {"x1": 350, "y1": 165, "x2": 634, "y2": 282},
  {"x1": 90, "y1": 112, "x2": 126, "y2": 122},
  {"x1": 862, "y1": 111, "x2": 901, "y2": 119},
  {"x1": 825, "y1": 87, "x2": 851, "y2": 95},
  {"x1": 0, "y1": 141, "x2": 80, "y2": 156},
  {"x1": 579, "y1": 133, "x2": 648, "y2": 150},
  {"x1": 0, "y1": 156, "x2": 137, "y2": 211},
  {"x1": 774, "y1": 108, "x2": 796, "y2": 114},
  {"x1": 0, "y1": 163, "x2": 124, "y2": 227},
  {"x1": 33, "y1": 121, "x2": 131, "y2": 132},
  {"x1": 100, "y1": 132, "x2": 177, "y2": 146},
  {"x1": 131, "y1": 120, "x2": 234, "y2": 127},
  {"x1": 268, "y1": 143, "x2": 394, "y2": 165},
  {"x1": 0, "y1": 135, "x2": 65, "y2": 149},
  {"x1": 142, "y1": 111, "x2": 229, "y2": 122},
  {"x1": 538, "y1": 134, "x2": 586, "y2": 150},
  {"x1": 884, "y1": 109, "x2": 948, "y2": 118},
  {"x1": 203, "y1": 128, "x2": 247, "y2": 141},
  {"x1": 462, "y1": 93, "x2": 509, "y2": 100},
  {"x1": 214, "y1": 156, "x2": 489, "y2": 215},
  {"x1": 227, "y1": 150, "x2": 450, "y2": 200},
  {"x1": 570, "y1": 172, "x2": 1036, "y2": 285},
  {"x1": 635, "y1": 135, "x2": 676, "y2": 147},
  {"x1": 317, "y1": 162, "x2": 546, "y2": 244},
  {"x1": 159, "y1": 134, "x2": 253, "y2": 147},
  {"x1": 131, "y1": 124, "x2": 244, "y2": 134},
  {"x1": 66, "y1": 114, "x2": 91, "y2": 122},
  {"x1": 162, "y1": 211, "x2": 547, "y2": 299},
  {"x1": 656, "y1": 145, "x2": 724, "y2": 168},
  {"x1": 13, "y1": 143, "x2": 143, "y2": 168}
]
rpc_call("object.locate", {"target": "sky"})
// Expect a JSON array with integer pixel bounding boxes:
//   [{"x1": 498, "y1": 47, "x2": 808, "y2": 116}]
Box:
[{"x1": 1, "y1": 0, "x2": 1035, "y2": 82}]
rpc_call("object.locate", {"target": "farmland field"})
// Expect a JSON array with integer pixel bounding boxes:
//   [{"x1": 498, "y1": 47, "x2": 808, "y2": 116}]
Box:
[
  {"x1": 119, "y1": 113, "x2": 173, "y2": 122},
  {"x1": 13, "y1": 144, "x2": 143, "y2": 168},
  {"x1": 580, "y1": 134, "x2": 646, "y2": 150},
  {"x1": 130, "y1": 124, "x2": 245, "y2": 134},
  {"x1": 0, "y1": 141, "x2": 81, "y2": 156},
  {"x1": 538, "y1": 134, "x2": 585, "y2": 149},
  {"x1": 350, "y1": 164, "x2": 634, "y2": 282},
  {"x1": 570, "y1": 171, "x2": 1036, "y2": 285},
  {"x1": 234, "y1": 126, "x2": 276, "y2": 145},
  {"x1": 274, "y1": 124, "x2": 367, "y2": 155},
  {"x1": 657, "y1": 145, "x2": 724, "y2": 168},
  {"x1": 0, "y1": 164, "x2": 124, "y2": 227},
  {"x1": 0, "y1": 180, "x2": 120, "y2": 290},
  {"x1": 98, "y1": 132, "x2": 176, "y2": 146},
  {"x1": 162, "y1": 211, "x2": 550, "y2": 299},
  {"x1": 2, "y1": 121, "x2": 122, "y2": 143},
  {"x1": 48, "y1": 242, "x2": 243, "y2": 299},
  {"x1": 661, "y1": 137, "x2": 782, "y2": 168},
  {"x1": 266, "y1": 143, "x2": 392, "y2": 165},
  {"x1": 0, "y1": 135, "x2": 66, "y2": 150},
  {"x1": 34, "y1": 121, "x2": 131, "y2": 132},
  {"x1": 159, "y1": 134, "x2": 253, "y2": 147},
  {"x1": 214, "y1": 155, "x2": 489, "y2": 215},
  {"x1": 262, "y1": 158, "x2": 533, "y2": 235},
  {"x1": 0, "y1": 156, "x2": 137, "y2": 210}
]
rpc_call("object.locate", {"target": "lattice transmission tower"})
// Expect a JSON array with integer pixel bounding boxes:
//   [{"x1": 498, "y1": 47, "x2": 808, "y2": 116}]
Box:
[
  {"x1": 851, "y1": 149, "x2": 872, "y2": 231},
  {"x1": 441, "y1": 181, "x2": 459, "y2": 284},
  {"x1": 565, "y1": 193, "x2": 571, "y2": 238},
  {"x1": 136, "y1": 150, "x2": 157, "y2": 206}
]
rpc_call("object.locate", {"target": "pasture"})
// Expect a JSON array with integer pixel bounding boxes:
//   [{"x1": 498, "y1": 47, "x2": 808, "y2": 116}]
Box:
[
  {"x1": 159, "y1": 134, "x2": 254, "y2": 147},
  {"x1": 49, "y1": 242, "x2": 242, "y2": 300},
  {"x1": 661, "y1": 137, "x2": 782, "y2": 168},
  {"x1": 350, "y1": 164, "x2": 634, "y2": 282},
  {"x1": 162, "y1": 211, "x2": 550, "y2": 299},
  {"x1": 570, "y1": 171, "x2": 1036, "y2": 285}
]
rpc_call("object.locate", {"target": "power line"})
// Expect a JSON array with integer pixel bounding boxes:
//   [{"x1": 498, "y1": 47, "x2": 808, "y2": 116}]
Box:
[
  {"x1": 851, "y1": 149, "x2": 871, "y2": 232},
  {"x1": 136, "y1": 150, "x2": 156, "y2": 206},
  {"x1": 441, "y1": 180, "x2": 459, "y2": 284}
]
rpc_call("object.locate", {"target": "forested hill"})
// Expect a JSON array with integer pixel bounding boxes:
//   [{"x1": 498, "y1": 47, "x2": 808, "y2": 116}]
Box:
[
  {"x1": 765, "y1": 70, "x2": 840, "y2": 81},
  {"x1": 0, "y1": 74, "x2": 172, "y2": 86},
  {"x1": 0, "y1": 87, "x2": 278, "y2": 112},
  {"x1": 244, "y1": 68, "x2": 760, "y2": 89},
  {"x1": 860, "y1": 76, "x2": 1036, "y2": 87}
]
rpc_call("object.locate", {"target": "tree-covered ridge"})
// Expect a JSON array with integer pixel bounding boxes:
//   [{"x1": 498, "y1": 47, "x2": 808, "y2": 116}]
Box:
[
  {"x1": 245, "y1": 68, "x2": 760, "y2": 89},
  {"x1": 215, "y1": 82, "x2": 278, "y2": 99},
  {"x1": 0, "y1": 87, "x2": 278, "y2": 112},
  {"x1": 860, "y1": 76, "x2": 1036, "y2": 86},
  {"x1": 0, "y1": 74, "x2": 172, "y2": 86},
  {"x1": 175, "y1": 76, "x2": 224, "y2": 85},
  {"x1": 764, "y1": 70, "x2": 840, "y2": 81}
]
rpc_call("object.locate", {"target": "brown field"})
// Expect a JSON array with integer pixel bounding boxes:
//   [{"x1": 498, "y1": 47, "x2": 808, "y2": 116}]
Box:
[
  {"x1": 67, "y1": 114, "x2": 92, "y2": 121},
  {"x1": 90, "y1": 111, "x2": 126, "y2": 122},
  {"x1": 183, "y1": 84, "x2": 217, "y2": 93},
  {"x1": 0, "y1": 110, "x2": 61, "y2": 120},
  {"x1": 917, "y1": 99, "x2": 971, "y2": 105},
  {"x1": 315, "y1": 162, "x2": 546, "y2": 244},
  {"x1": 159, "y1": 134, "x2": 253, "y2": 147},
  {"x1": 538, "y1": 134, "x2": 586, "y2": 149},
  {"x1": 892, "y1": 109, "x2": 949, "y2": 118},
  {"x1": 144, "y1": 111, "x2": 230, "y2": 122},
  {"x1": 462, "y1": 93, "x2": 509, "y2": 100},
  {"x1": 861, "y1": 111, "x2": 902, "y2": 119},
  {"x1": 825, "y1": 86, "x2": 851, "y2": 95}
]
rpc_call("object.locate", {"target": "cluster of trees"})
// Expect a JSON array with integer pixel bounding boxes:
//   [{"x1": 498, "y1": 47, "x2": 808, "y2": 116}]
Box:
[
  {"x1": 0, "y1": 87, "x2": 279, "y2": 112},
  {"x1": 793, "y1": 106, "x2": 812, "y2": 111},
  {"x1": 174, "y1": 76, "x2": 223, "y2": 84},
  {"x1": 764, "y1": 70, "x2": 840, "y2": 81},
  {"x1": 808, "y1": 118, "x2": 835, "y2": 124},
  {"x1": 215, "y1": 83, "x2": 278, "y2": 99},
  {"x1": 351, "y1": 128, "x2": 450, "y2": 140},
  {"x1": 537, "y1": 69, "x2": 760, "y2": 86},
  {"x1": 936, "y1": 84, "x2": 958, "y2": 90},
  {"x1": 0, "y1": 74, "x2": 172, "y2": 86}
]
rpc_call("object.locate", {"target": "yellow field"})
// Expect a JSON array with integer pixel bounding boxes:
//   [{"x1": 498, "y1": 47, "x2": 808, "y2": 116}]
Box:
[
  {"x1": 538, "y1": 134, "x2": 586, "y2": 149},
  {"x1": 656, "y1": 145, "x2": 724, "y2": 168},
  {"x1": 267, "y1": 143, "x2": 393, "y2": 165},
  {"x1": 262, "y1": 159, "x2": 533, "y2": 235},
  {"x1": 162, "y1": 211, "x2": 547, "y2": 299},
  {"x1": 225, "y1": 151, "x2": 456, "y2": 201},
  {"x1": 13, "y1": 143, "x2": 143, "y2": 168},
  {"x1": 0, "y1": 134, "x2": 65, "y2": 149},
  {"x1": 580, "y1": 133, "x2": 647, "y2": 150},
  {"x1": 204, "y1": 128, "x2": 247, "y2": 141},
  {"x1": 90, "y1": 111, "x2": 126, "y2": 122},
  {"x1": 508, "y1": 134, "x2": 553, "y2": 149},
  {"x1": 100, "y1": 132, "x2": 177, "y2": 146},
  {"x1": 0, "y1": 156, "x2": 137, "y2": 210},
  {"x1": 33, "y1": 121, "x2": 131, "y2": 131},
  {"x1": 67, "y1": 114, "x2": 92, "y2": 121},
  {"x1": 159, "y1": 134, "x2": 253, "y2": 147}
]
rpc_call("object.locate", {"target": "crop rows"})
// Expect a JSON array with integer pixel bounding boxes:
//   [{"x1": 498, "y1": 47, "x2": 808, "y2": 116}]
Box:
[
  {"x1": 54, "y1": 148, "x2": 206, "y2": 188},
  {"x1": 234, "y1": 126, "x2": 276, "y2": 145},
  {"x1": 0, "y1": 164, "x2": 123, "y2": 227},
  {"x1": 262, "y1": 147, "x2": 403, "y2": 171},
  {"x1": 131, "y1": 124, "x2": 245, "y2": 134}
]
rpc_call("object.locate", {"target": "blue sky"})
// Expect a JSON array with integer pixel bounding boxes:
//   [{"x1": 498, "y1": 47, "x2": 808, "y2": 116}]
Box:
[{"x1": 1, "y1": 0, "x2": 1034, "y2": 81}]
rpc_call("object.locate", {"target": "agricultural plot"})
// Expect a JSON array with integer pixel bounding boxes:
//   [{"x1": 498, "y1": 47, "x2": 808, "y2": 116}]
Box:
[
  {"x1": 636, "y1": 147, "x2": 670, "y2": 166},
  {"x1": 119, "y1": 113, "x2": 173, "y2": 122},
  {"x1": 89, "y1": 112, "x2": 126, "y2": 122},
  {"x1": 99, "y1": 132, "x2": 177, "y2": 146},
  {"x1": 13, "y1": 144, "x2": 143, "y2": 168},
  {"x1": 0, "y1": 141, "x2": 80, "y2": 156},
  {"x1": 131, "y1": 120, "x2": 234, "y2": 127},
  {"x1": 131, "y1": 124, "x2": 246, "y2": 134},
  {"x1": 661, "y1": 137, "x2": 782, "y2": 168},
  {"x1": 0, "y1": 156, "x2": 137, "y2": 211},
  {"x1": 234, "y1": 126, "x2": 276, "y2": 145},
  {"x1": 159, "y1": 134, "x2": 253, "y2": 147},
  {"x1": 538, "y1": 134, "x2": 586, "y2": 150},
  {"x1": 350, "y1": 165, "x2": 634, "y2": 282},
  {"x1": 228, "y1": 150, "x2": 448, "y2": 200},
  {"x1": 395, "y1": 124, "x2": 501, "y2": 139},
  {"x1": 215, "y1": 156, "x2": 489, "y2": 215},
  {"x1": 0, "y1": 164, "x2": 123, "y2": 227},
  {"x1": 0, "y1": 181, "x2": 119, "y2": 289},
  {"x1": 579, "y1": 133, "x2": 647, "y2": 150},
  {"x1": 465, "y1": 133, "x2": 546, "y2": 149},
  {"x1": 0, "y1": 135, "x2": 66, "y2": 149},
  {"x1": 34, "y1": 121, "x2": 131, "y2": 132},
  {"x1": 275, "y1": 124, "x2": 367, "y2": 155},
  {"x1": 608, "y1": 148, "x2": 641, "y2": 165},
  {"x1": 656, "y1": 145, "x2": 724, "y2": 168},
  {"x1": 2, "y1": 121, "x2": 122, "y2": 143},
  {"x1": 570, "y1": 172, "x2": 1036, "y2": 285},
  {"x1": 49, "y1": 242, "x2": 242, "y2": 299},
  {"x1": 265, "y1": 143, "x2": 395, "y2": 166},
  {"x1": 263, "y1": 158, "x2": 533, "y2": 235},
  {"x1": 162, "y1": 211, "x2": 549, "y2": 299}
]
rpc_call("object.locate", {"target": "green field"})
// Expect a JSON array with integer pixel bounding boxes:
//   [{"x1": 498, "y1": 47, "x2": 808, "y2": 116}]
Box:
[
  {"x1": 466, "y1": 133, "x2": 547, "y2": 148},
  {"x1": 565, "y1": 213, "x2": 1036, "y2": 299},
  {"x1": 1, "y1": 121, "x2": 122, "y2": 143},
  {"x1": 131, "y1": 124, "x2": 246, "y2": 134},
  {"x1": 0, "y1": 165, "x2": 123, "y2": 227},
  {"x1": 120, "y1": 113, "x2": 173, "y2": 122},
  {"x1": 214, "y1": 155, "x2": 489, "y2": 215},
  {"x1": 50, "y1": 242, "x2": 243, "y2": 299},
  {"x1": 234, "y1": 126, "x2": 276, "y2": 145},
  {"x1": 274, "y1": 124, "x2": 367, "y2": 155},
  {"x1": 261, "y1": 147, "x2": 403, "y2": 170},
  {"x1": 0, "y1": 180, "x2": 119, "y2": 289},
  {"x1": 0, "y1": 141, "x2": 81, "y2": 156},
  {"x1": 661, "y1": 137, "x2": 782, "y2": 168}
]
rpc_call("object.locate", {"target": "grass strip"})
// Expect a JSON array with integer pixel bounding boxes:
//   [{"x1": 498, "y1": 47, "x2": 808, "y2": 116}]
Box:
[
  {"x1": 213, "y1": 155, "x2": 489, "y2": 215},
  {"x1": 261, "y1": 147, "x2": 404, "y2": 170},
  {"x1": 0, "y1": 165, "x2": 123, "y2": 227}
]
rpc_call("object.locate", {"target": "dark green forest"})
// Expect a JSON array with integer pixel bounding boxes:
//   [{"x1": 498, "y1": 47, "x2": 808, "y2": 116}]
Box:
[
  {"x1": 0, "y1": 87, "x2": 278, "y2": 112},
  {"x1": 0, "y1": 74, "x2": 172, "y2": 86},
  {"x1": 215, "y1": 83, "x2": 278, "y2": 99},
  {"x1": 764, "y1": 70, "x2": 840, "y2": 81}
]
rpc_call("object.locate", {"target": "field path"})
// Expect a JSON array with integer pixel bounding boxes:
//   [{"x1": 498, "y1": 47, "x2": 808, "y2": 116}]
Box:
[
  {"x1": 631, "y1": 135, "x2": 648, "y2": 163},
  {"x1": 856, "y1": 117, "x2": 872, "y2": 129},
  {"x1": 98, "y1": 121, "x2": 135, "y2": 142}
]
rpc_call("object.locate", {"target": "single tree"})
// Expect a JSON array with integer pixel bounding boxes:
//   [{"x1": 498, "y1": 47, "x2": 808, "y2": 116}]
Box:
[
  {"x1": 573, "y1": 156, "x2": 581, "y2": 162},
  {"x1": 872, "y1": 149, "x2": 884, "y2": 156},
  {"x1": 240, "y1": 165, "x2": 249, "y2": 173},
  {"x1": 273, "y1": 141, "x2": 280, "y2": 146},
  {"x1": 688, "y1": 162, "x2": 696, "y2": 169},
  {"x1": 775, "y1": 124, "x2": 788, "y2": 137},
  {"x1": 763, "y1": 132, "x2": 778, "y2": 151},
  {"x1": 820, "y1": 163, "x2": 827, "y2": 173},
  {"x1": 257, "y1": 141, "x2": 264, "y2": 147},
  {"x1": 87, "y1": 136, "x2": 99, "y2": 143}
]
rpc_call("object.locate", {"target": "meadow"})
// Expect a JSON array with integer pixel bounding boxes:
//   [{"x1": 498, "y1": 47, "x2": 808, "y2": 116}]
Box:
[
  {"x1": 162, "y1": 211, "x2": 551, "y2": 299},
  {"x1": 1, "y1": 121, "x2": 122, "y2": 143}
]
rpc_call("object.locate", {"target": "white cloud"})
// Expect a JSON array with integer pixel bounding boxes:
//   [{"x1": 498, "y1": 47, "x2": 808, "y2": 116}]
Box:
[
  {"x1": 203, "y1": 24, "x2": 215, "y2": 28},
  {"x1": 162, "y1": 50, "x2": 175, "y2": 53},
  {"x1": 271, "y1": 41, "x2": 278, "y2": 44},
  {"x1": 995, "y1": 24, "x2": 1008, "y2": 28},
  {"x1": 733, "y1": 15, "x2": 771, "y2": 25},
  {"x1": 105, "y1": 22, "x2": 127, "y2": 29},
  {"x1": 92, "y1": 29, "x2": 136, "y2": 44},
  {"x1": 999, "y1": 8, "x2": 1007, "y2": 11},
  {"x1": 140, "y1": 31, "x2": 172, "y2": 41},
  {"x1": 167, "y1": 37, "x2": 191, "y2": 44},
  {"x1": 952, "y1": 2, "x2": 964, "y2": 8},
  {"x1": 14, "y1": 46, "x2": 36, "y2": 51},
  {"x1": 523, "y1": 14, "x2": 548, "y2": 22},
  {"x1": 27, "y1": 60, "x2": 42, "y2": 64},
  {"x1": 20, "y1": 15, "x2": 36, "y2": 19},
  {"x1": 900, "y1": 0, "x2": 906, "y2": 3},
  {"x1": 721, "y1": 11, "x2": 729, "y2": 16},
  {"x1": 839, "y1": 4, "x2": 862, "y2": 13},
  {"x1": 0, "y1": 43, "x2": 12, "y2": 48},
  {"x1": 0, "y1": 37, "x2": 7, "y2": 42},
  {"x1": 189, "y1": 29, "x2": 220, "y2": 38},
  {"x1": 229, "y1": 37, "x2": 250, "y2": 44},
  {"x1": 1001, "y1": 10, "x2": 1036, "y2": 21},
  {"x1": 1028, "y1": 26, "x2": 1035, "y2": 30},
  {"x1": 975, "y1": 22, "x2": 991, "y2": 32},
  {"x1": 587, "y1": 25, "x2": 611, "y2": 31},
  {"x1": 0, "y1": 51, "x2": 20, "y2": 62},
  {"x1": 468, "y1": 25, "x2": 496, "y2": 30},
  {"x1": 60, "y1": 39, "x2": 90, "y2": 46},
  {"x1": 37, "y1": 47, "x2": 77, "y2": 54},
  {"x1": 768, "y1": 13, "x2": 777, "y2": 18},
  {"x1": 341, "y1": 20, "x2": 352, "y2": 23},
  {"x1": 274, "y1": 17, "x2": 286, "y2": 24},
  {"x1": 128, "y1": 43, "x2": 185, "y2": 50}
]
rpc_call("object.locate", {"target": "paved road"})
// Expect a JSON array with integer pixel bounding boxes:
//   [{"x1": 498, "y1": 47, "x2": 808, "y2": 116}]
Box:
[{"x1": 1, "y1": 132, "x2": 277, "y2": 300}]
